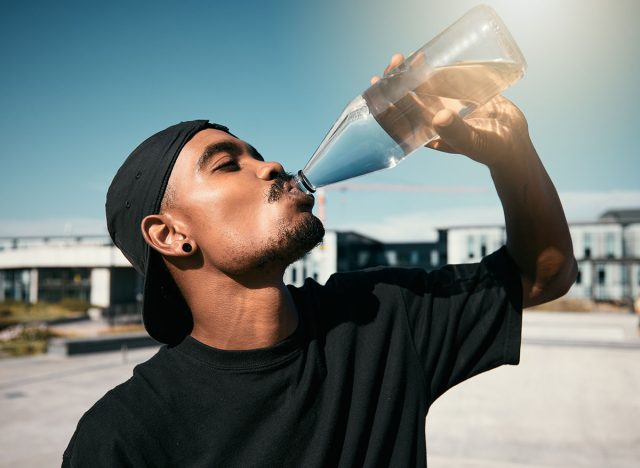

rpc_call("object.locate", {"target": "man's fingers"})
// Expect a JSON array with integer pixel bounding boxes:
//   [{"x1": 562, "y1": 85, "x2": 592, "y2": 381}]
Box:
[
  {"x1": 372, "y1": 54, "x2": 404, "y2": 85},
  {"x1": 384, "y1": 53, "x2": 404, "y2": 76},
  {"x1": 432, "y1": 109, "x2": 486, "y2": 157}
]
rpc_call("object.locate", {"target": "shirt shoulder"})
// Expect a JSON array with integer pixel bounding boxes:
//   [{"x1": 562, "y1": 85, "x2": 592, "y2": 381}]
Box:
[{"x1": 62, "y1": 350, "x2": 173, "y2": 466}]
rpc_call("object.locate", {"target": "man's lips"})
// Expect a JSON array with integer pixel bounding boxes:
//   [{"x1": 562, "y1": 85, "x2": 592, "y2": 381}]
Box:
[{"x1": 285, "y1": 180, "x2": 315, "y2": 209}]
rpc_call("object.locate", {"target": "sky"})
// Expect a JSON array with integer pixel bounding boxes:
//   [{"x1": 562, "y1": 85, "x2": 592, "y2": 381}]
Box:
[{"x1": 1, "y1": 0, "x2": 639, "y2": 241}]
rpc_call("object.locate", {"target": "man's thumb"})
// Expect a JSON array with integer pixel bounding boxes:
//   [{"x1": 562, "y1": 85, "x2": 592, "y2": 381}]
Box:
[{"x1": 432, "y1": 109, "x2": 477, "y2": 156}]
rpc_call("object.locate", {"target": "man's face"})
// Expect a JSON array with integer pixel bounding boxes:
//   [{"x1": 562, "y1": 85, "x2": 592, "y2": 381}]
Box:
[{"x1": 164, "y1": 128, "x2": 324, "y2": 276}]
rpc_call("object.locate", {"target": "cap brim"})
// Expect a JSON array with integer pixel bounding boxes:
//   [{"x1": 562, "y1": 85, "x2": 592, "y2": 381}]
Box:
[{"x1": 142, "y1": 247, "x2": 193, "y2": 345}]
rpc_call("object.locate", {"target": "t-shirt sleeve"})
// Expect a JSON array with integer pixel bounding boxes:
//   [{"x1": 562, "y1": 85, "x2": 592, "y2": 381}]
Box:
[{"x1": 400, "y1": 246, "x2": 523, "y2": 405}]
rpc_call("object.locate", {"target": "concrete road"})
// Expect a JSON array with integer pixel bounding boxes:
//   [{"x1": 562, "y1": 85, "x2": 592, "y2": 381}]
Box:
[{"x1": 1, "y1": 312, "x2": 639, "y2": 467}]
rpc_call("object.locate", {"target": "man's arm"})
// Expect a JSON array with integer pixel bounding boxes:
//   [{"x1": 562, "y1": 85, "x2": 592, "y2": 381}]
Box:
[
  {"x1": 374, "y1": 54, "x2": 578, "y2": 308},
  {"x1": 431, "y1": 97, "x2": 578, "y2": 308}
]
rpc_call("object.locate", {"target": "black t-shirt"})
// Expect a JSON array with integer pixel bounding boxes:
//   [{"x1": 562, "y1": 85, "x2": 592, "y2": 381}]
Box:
[{"x1": 62, "y1": 247, "x2": 522, "y2": 468}]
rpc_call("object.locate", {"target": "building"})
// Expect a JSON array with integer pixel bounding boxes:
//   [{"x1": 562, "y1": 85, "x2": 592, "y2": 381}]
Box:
[
  {"x1": 2, "y1": 208, "x2": 638, "y2": 318},
  {"x1": 285, "y1": 231, "x2": 445, "y2": 287},
  {"x1": 0, "y1": 236, "x2": 142, "y2": 318},
  {"x1": 443, "y1": 209, "x2": 640, "y2": 304}
]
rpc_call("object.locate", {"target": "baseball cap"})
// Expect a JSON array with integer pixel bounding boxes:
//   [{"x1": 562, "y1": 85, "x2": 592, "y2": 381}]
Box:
[{"x1": 106, "y1": 120, "x2": 235, "y2": 345}]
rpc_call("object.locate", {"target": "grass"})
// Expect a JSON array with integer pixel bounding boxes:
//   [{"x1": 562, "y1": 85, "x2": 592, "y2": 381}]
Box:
[
  {"x1": 0, "y1": 326, "x2": 50, "y2": 358},
  {"x1": 0, "y1": 300, "x2": 88, "y2": 327},
  {"x1": 0, "y1": 299, "x2": 89, "y2": 358}
]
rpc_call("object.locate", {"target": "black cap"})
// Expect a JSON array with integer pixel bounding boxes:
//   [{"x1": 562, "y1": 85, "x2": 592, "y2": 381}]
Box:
[{"x1": 106, "y1": 120, "x2": 235, "y2": 345}]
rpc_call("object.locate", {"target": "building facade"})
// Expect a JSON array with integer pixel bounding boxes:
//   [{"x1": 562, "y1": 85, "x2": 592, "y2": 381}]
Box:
[
  {"x1": 443, "y1": 209, "x2": 640, "y2": 304},
  {"x1": 2, "y1": 209, "x2": 638, "y2": 317},
  {"x1": 0, "y1": 236, "x2": 142, "y2": 318}
]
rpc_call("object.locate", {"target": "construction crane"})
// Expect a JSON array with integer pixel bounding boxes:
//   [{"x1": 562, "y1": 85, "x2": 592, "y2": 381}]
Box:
[{"x1": 315, "y1": 182, "x2": 490, "y2": 225}]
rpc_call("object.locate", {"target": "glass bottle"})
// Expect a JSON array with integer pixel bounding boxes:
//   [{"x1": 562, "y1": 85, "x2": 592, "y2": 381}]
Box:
[{"x1": 293, "y1": 5, "x2": 527, "y2": 194}]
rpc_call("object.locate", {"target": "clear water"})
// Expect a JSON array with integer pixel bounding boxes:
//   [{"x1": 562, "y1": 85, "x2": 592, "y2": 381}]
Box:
[
  {"x1": 295, "y1": 59, "x2": 523, "y2": 193},
  {"x1": 294, "y1": 95, "x2": 406, "y2": 192}
]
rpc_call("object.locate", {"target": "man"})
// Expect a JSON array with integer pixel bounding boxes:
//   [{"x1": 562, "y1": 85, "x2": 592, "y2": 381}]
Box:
[{"x1": 63, "y1": 54, "x2": 577, "y2": 467}]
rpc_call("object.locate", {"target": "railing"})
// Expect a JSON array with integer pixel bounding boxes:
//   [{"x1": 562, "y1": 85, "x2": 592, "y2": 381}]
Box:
[{"x1": 0, "y1": 235, "x2": 113, "y2": 251}]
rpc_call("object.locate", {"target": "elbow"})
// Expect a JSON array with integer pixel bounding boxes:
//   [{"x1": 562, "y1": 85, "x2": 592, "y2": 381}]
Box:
[
  {"x1": 524, "y1": 253, "x2": 578, "y2": 307},
  {"x1": 551, "y1": 255, "x2": 578, "y2": 299}
]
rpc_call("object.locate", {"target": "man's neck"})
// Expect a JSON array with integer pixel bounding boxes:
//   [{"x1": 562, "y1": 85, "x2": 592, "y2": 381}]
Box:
[{"x1": 184, "y1": 270, "x2": 299, "y2": 351}]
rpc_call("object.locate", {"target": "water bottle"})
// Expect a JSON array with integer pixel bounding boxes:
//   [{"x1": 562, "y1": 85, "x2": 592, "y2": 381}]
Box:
[{"x1": 293, "y1": 5, "x2": 527, "y2": 194}]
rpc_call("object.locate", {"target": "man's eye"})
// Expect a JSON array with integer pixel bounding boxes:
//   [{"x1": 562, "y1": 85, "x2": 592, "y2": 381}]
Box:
[{"x1": 215, "y1": 160, "x2": 240, "y2": 172}]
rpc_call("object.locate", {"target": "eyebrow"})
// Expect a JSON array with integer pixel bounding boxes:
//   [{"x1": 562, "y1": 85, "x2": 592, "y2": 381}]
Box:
[{"x1": 195, "y1": 140, "x2": 264, "y2": 173}]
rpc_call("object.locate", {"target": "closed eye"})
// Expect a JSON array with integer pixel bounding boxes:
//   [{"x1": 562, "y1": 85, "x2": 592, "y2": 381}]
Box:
[{"x1": 214, "y1": 159, "x2": 240, "y2": 172}]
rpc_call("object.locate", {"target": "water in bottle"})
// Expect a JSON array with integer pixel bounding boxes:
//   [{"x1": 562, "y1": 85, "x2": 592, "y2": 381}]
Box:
[{"x1": 297, "y1": 56, "x2": 523, "y2": 192}]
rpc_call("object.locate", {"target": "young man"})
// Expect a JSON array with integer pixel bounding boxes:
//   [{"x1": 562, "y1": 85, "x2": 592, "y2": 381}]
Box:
[{"x1": 63, "y1": 56, "x2": 577, "y2": 467}]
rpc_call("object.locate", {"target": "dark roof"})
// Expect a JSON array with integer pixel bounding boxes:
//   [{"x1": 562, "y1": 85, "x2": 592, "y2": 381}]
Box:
[{"x1": 599, "y1": 208, "x2": 640, "y2": 225}]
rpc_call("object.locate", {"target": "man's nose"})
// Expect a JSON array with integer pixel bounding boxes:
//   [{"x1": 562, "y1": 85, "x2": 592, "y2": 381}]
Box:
[{"x1": 256, "y1": 160, "x2": 285, "y2": 180}]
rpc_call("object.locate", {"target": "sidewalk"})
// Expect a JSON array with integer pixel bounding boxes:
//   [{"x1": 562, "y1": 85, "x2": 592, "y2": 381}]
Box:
[{"x1": 1, "y1": 312, "x2": 639, "y2": 467}]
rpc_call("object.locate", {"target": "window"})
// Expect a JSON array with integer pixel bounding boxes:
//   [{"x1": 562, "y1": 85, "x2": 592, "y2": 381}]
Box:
[
  {"x1": 467, "y1": 235, "x2": 475, "y2": 259},
  {"x1": 621, "y1": 265, "x2": 628, "y2": 285},
  {"x1": 576, "y1": 270, "x2": 582, "y2": 284},
  {"x1": 584, "y1": 233, "x2": 592, "y2": 258},
  {"x1": 384, "y1": 250, "x2": 397, "y2": 266},
  {"x1": 410, "y1": 250, "x2": 420, "y2": 265},
  {"x1": 480, "y1": 235, "x2": 487, "y2": 257},
  {"x1": 38, "y1": 268, "x2": 90, "y2": 303},
  {"x1": 430, "y1": 250, "x2": 439, "y2": 267},
  {"x1": 606, "y1": 233, "x2": 616, "y2": 258},
  {"x1": 598, "y1": 267, "x2": 606, "y2": 285},
  {"x1": 291, "y1": 268, "x2": 297, "y2": 283}
]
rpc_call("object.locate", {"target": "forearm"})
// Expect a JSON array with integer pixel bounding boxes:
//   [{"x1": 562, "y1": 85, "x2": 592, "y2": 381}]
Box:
[{"x1": 490, "y1": 143, "x2": 577, "y2": 307}]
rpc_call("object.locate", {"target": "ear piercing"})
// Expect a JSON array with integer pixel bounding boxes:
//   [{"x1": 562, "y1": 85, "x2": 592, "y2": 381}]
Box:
[{"x1": 182, "y1": 243, "x2": 193, "y2": 253}]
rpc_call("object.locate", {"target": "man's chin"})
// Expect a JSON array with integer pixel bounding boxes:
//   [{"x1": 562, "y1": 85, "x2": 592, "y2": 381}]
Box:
[{"x1": 255, "y1": 214, "x2": 325, "y2": 270}]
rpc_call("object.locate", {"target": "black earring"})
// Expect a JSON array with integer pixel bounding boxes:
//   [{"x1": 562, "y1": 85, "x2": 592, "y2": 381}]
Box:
[{"x1": 182, "y1": 243, "x2": 192, "y2": 253}]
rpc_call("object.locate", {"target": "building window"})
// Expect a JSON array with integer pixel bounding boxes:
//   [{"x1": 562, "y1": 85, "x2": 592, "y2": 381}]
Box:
[
  {"x1": 606, "y1": 233, "x2": 615, "y2": 258},
  {"x1": 1, "y1": 269, "x2": 30, "y2": 302},
  {"x1": 584, "y1": 233, "x2": 591, "y2": 258},
  {"x1": 291, "y1": 268, "x2": 297, "y2": 283},
  {"x1": 598, "y1": 267, "x2": 606, "y2": 285},
  {"x1": 430, "y1": 250, "x2": 439, "y2": 267},
  {"x1": 480, "y1": 235, "x2": 487, "y2": 257},
  {"x1": 410, "y1": 251, "x2": 420, "y2": 265},
  {"x1": 467, "y1": 236, "x2": 475, "y2": 259},
  {"x1": 576, "y1": 270, "x2": 581, "y2": 284},
  {"x1": 385, "y1": 250, "x2": 397, "y2": 266},
  {"x1": 38, "y1": 268, "x2": 90, "y2": 303}
]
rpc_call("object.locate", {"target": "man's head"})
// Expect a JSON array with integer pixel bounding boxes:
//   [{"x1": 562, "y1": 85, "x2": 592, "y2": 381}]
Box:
[{"x1": 106, "y1": 121, "x2": 324, "y2": 345}]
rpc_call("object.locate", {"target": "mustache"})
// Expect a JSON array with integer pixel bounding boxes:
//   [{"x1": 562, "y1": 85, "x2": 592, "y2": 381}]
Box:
[{"x1": 267, "y1": 171, "x2": 294, "y2": 203}]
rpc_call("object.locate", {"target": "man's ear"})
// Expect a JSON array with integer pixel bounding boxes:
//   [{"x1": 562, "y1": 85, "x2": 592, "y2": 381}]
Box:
[{"x1": 141, "y1": 214, "x2": 195, "y2": 257}]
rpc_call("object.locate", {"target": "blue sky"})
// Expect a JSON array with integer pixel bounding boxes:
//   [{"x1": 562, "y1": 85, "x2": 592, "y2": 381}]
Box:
[{"x1": 1, "y1": 0, "x2": 638, "y2": 241}]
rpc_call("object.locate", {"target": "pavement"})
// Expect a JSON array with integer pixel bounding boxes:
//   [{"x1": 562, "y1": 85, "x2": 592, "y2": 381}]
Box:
[{"x1": 1, "y1": 311, "x2": 639, "y2": 468}]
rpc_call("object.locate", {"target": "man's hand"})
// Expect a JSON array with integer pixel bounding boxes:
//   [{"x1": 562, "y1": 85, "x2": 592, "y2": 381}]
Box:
[
  {"x1": 372, "y1": 53, "x2": 577, "y2": 308},
  {"x1": 371, "y1": 53, "x2": 534, "y2": 169}
]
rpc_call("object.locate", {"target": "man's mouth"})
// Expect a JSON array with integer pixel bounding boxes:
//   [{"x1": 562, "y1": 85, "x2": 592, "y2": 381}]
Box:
[
  {"x1": 266, "y1": 172, "x2": 314, "y2": 209},
  {"x1": 285, "y1": 180, "x2": 315, "y2": 209}
]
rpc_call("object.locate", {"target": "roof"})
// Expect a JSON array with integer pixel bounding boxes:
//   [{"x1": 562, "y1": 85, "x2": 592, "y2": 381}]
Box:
[{"x1": 599, "y1": 208, "x2": 640, "y2": 225}]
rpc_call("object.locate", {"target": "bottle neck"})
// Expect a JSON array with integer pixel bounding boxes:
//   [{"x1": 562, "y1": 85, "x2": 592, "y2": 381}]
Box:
[{"x1": 293, "y1": 171, "x2": 315, "y2": 194}]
